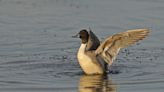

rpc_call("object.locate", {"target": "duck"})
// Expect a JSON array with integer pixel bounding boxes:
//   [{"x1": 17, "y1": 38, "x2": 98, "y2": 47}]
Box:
[{"x1": 73, "y1": 28, "x2": 149, "y2": 75}]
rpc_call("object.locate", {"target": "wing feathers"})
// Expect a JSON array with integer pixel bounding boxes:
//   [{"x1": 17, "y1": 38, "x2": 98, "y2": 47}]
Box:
[
  {"x1": 86, "y1": 30, "x2": 100, "y2": 50},
  {"x1": 95, "y1": 29, "x2": 149, "y2": 65}
]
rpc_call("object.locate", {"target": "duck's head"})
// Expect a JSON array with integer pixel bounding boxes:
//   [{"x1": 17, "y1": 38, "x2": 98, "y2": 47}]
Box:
[{"x1": 72, "y1": 29, "x2": 89, "y2": 44}]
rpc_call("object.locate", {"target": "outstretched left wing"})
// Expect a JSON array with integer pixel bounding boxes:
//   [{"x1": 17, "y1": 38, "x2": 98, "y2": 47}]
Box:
[{"x1": 95, "y1": 29, "x2": 149, "y2": 66}]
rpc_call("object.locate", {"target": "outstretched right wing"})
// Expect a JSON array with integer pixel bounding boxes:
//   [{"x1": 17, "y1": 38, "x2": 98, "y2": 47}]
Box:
[{"x1": 86, "y1": 29, "x2": 100, "y2": 51}]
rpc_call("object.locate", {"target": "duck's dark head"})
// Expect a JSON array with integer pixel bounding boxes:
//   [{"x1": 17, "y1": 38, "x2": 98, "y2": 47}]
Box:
[{"x1": 72, "y1": 29, "x2": 89, "y2": 44}]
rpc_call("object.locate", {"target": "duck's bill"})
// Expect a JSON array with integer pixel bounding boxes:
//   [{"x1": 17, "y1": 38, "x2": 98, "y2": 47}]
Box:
[{"x1": 72, "y1": 33, "x2": 79, "y2": 38}]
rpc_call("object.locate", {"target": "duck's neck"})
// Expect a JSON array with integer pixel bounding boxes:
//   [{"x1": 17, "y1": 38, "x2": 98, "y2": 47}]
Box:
[{"x1": 78, "y1": 44, "x2": 87, "y2": 53}]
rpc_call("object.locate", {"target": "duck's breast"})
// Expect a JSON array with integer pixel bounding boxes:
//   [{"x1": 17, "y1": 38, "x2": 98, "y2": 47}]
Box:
[{"x1": 77, "y1": 44, "x2": 104, "y2": 74}]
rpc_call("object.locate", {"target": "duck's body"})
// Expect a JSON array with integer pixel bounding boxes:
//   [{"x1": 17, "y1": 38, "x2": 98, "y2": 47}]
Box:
[
  {"x1": 74, "y1": 29, "x2": 149, "y2": 75},
  {"x1": 77, "y1": 44, "x2": 105, "y2": 74}
]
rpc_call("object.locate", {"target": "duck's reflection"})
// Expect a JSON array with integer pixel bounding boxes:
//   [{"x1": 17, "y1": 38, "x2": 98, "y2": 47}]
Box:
[{"x1": 79, "y1": 75, "x2": 116, "y2": 92}]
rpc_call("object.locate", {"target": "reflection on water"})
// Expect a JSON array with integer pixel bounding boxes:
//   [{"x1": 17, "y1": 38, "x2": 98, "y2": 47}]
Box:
[{"x1": 79, "y1": 75, "x2": 116, "y2": 92}]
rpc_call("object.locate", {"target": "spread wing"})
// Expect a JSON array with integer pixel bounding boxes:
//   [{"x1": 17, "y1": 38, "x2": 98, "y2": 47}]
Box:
[
  {"x1": 95, "y1": 29, "x2": 149, "y2": 66},
  {"x1": 86, "y1": 30, "x2": 100, "y2": 51}
]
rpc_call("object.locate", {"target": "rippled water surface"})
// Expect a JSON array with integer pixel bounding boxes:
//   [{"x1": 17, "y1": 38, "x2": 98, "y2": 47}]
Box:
[{"x1": 0, "y1": 0, "x2": 164, "y2": 92}]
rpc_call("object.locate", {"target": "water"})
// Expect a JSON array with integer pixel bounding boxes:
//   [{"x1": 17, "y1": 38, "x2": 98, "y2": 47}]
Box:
[{"x1": 0, "y1": 0, "x2": 164, "y2": 92}]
